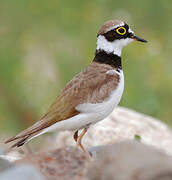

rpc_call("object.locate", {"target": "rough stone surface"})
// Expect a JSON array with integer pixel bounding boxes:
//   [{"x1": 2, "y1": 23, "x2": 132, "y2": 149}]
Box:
[
  {"x1": 88, "y1": 141, "x2": 172, "y2": 180},
  {"x1": 43, "y1": 107, "x2": 172, "y2": 155},
  {"x1": 12, "y1": 141, "x2": 172, "y2": 180},
  {"x1": 16, "y1": 147, "x2": 89, "y2": 180},
  {"x1": 0, "y1": 165, "x2": 45, "y2": 180}
]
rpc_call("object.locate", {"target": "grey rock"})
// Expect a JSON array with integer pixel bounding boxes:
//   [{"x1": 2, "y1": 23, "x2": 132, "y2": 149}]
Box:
[
  {"x1": 0, "y1": 157, "x2": 12, "y2": 172},
  {"x1": 0, "y1": 148, "x2": 5, "y2": 155},
  {"x1": 0, "y1": 165, "x2": 45, "y2": 180},
  {"x1": 88, "y1": 141, "x2": 172, "y2": 180}
]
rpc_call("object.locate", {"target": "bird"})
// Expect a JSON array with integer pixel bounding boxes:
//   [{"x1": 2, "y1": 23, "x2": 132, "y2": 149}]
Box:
[{"x1": 5, "y1": 20, "x2": 147, "y2": 156}]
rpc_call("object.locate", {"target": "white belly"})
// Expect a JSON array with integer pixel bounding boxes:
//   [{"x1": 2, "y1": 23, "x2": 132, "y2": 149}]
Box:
[{"x1": 41, "y1": 70, "x2": 124, "y2": 133}]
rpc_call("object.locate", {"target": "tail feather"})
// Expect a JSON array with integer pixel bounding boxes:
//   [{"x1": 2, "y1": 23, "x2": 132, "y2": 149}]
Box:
[
  {"x1": 4, "y1": 125, "x2": 41, "y2": 144},
  {"x1": 10, "y1": 136, "x2": 30, "y2": 148},
  {"x1": 4, "y1": 135, "x2": 27, "y2": 144},
  {"x1": 5, "y1": 130, "x2": 42, "y2": 148}
]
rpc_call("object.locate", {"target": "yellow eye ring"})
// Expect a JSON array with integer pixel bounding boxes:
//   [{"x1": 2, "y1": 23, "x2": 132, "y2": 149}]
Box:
[{"x1": 116, "y1": 27, "x2": 127, "y2": 35}]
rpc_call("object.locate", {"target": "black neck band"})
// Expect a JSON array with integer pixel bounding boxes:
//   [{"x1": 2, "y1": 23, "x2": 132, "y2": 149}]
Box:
[{"x1": 93, "y1": 50, "x2": 122, "y2": 69}]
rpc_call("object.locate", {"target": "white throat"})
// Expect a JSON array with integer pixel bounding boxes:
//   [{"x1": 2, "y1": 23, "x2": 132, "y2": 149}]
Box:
[{"x1": 96, "y1": 35, "x2": 133, "y2": 56}]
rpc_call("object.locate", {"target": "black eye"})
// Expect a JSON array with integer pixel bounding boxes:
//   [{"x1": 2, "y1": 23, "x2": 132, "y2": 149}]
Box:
[
  {"x1": 118, "y1": 28, "x2": 125, "y2": 33},
  {"x1": 116, "y1": 27, "x2": 127, "y2": 35}
]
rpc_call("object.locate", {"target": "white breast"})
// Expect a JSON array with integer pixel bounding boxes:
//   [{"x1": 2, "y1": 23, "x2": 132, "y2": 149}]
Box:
[{"x1": 76, "y1": 69, "x2": 124, "y2": 120}]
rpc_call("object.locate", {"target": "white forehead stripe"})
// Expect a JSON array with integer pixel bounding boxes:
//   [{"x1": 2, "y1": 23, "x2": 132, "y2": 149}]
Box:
[{"x1": 128, "y1": 28, "x2": 134, "y2": 34}]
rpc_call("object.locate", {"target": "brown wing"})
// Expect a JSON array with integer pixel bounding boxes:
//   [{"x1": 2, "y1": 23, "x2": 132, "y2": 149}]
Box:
[{"x1": 5, "y1": 62, "x2": 119, "y2": 146}]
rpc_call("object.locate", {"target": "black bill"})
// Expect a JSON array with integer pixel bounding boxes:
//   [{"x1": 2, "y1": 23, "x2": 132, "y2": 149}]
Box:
[{"x1": 132, "y1": 35, "x2": 148, "y2": 43}]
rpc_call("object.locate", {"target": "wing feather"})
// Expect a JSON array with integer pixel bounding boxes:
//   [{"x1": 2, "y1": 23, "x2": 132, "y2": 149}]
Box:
[{"x1": 5, "y1": 62, "x2": 119, "y2": 145}]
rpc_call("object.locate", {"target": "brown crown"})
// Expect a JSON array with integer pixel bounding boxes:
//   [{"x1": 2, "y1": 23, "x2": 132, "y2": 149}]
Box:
[{"x1": 98, "y1": 19, "x2": 124, "y2": 36}]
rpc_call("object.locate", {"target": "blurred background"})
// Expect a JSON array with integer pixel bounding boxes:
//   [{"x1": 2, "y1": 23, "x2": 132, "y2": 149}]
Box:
[{"x1": 0, "y1": 0, "x2": 171, "y2": 135}]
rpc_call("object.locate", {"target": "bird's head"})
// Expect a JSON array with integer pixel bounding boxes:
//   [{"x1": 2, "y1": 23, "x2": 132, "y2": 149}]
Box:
[{"x1": 97, "y1": 20, "x2": 147, "y2": 56}]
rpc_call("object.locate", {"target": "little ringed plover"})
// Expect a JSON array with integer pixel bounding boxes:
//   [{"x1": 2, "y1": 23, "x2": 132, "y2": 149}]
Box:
[{"x1": 5, "y1": 20, "x2": 147, "y2": 155}]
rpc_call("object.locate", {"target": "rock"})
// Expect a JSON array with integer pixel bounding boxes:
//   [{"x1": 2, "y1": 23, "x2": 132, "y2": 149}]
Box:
[
  {"x1": 44, "y1": 107, "x2": 172, "y2": 155},
  {"x1": 0, "y1": 157, "x2": 12, "y2": 172},
  {"x1": 0, "y1": 147, "x2": 5, "y2": 155},
  {"x1": 0, "y1": 165, "x2": 44, "y2": 180},
  {"x1": 13, "y1": 141, "x2": 172, "y2": 180},
  {"x1": 3, "y1": 107, "x2": 172, "y2": 179},
  {"x1": 88, "y1": 141, "x2": 172, "y2": 180},
  {"x1": 16, "y1": 147, "x2": 89, "y2": 180}
]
